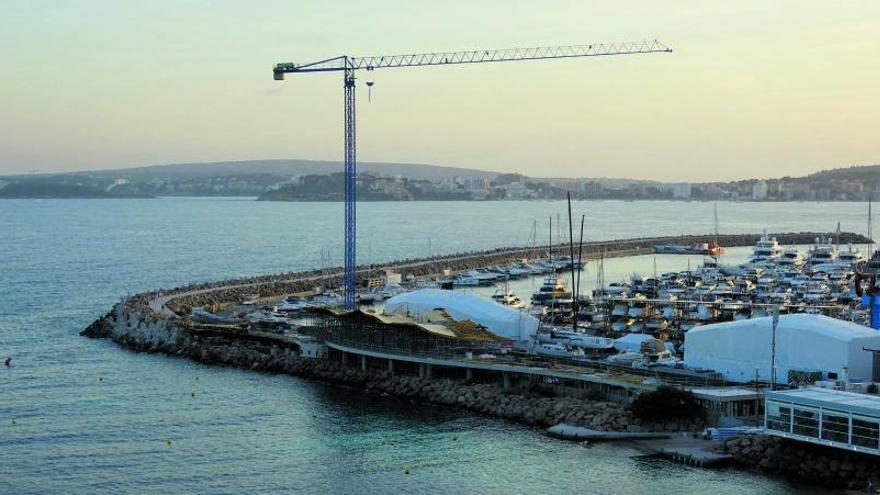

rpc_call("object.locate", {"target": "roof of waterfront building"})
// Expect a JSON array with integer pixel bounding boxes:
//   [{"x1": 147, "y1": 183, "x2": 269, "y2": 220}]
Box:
[
  {"x1": 384, "y1": 289, "x2": 539, "y2": 341},
  {"x1": 767, "y1": 387, "x2": 880, "y2": 418},
  {"x1": 690, "y1": 388, "x2": 763, "y2": 401}
]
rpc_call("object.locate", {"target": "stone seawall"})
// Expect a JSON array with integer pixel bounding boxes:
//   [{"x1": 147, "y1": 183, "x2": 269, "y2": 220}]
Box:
[
  {"x1": 82, "y1": 304, "x2": 702, "y2": 433},
  {"x1": 725, "y1": 434, "x2": 880, "y2": 490}
]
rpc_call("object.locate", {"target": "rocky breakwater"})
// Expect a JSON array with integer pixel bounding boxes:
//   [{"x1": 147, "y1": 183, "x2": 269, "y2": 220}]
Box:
[
  {"x1": 83, "y1": 303, "x2": 701, "y2": 434},
  {"x1": 155, "y1": 231, "x2": 870, "y2": 314},
  {"x1": 725, "y1": 434, "x2": 880, "y2": 490}
]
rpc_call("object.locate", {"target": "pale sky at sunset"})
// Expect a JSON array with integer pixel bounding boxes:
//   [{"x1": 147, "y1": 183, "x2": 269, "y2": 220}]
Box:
[{"x1": 1, "y1": 1, "x2": 878, "y2": 181}]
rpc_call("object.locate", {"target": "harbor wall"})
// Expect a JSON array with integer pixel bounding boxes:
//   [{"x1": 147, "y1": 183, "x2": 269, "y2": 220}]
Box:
[
  {"x1": 81, "y1": 304, "x2": 702, "y2": 433},
  {"x1": 139, "y1": 231, "x2": 870, "y2": 314},
  {"x1": 724, "y1": 434, "x2": 880, "y2": 490}
]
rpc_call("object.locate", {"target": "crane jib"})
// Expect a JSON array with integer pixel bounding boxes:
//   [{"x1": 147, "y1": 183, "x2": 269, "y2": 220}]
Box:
[{"x1": 273, "y1": 41, "x2": 672, "y2": 76}]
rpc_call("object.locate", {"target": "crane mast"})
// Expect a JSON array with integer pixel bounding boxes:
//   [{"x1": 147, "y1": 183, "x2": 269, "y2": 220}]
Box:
[{"x1": 274, "y1": 41, "x2": 672, "y2": 310}]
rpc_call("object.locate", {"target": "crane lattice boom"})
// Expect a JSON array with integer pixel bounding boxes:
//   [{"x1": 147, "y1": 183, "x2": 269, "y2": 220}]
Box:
[
  {"x1": 273, "y1": 40, "x2": 671, "y2": 310},
  {"x1": 274, "y1": 40, "x2": 670, "y2": 76}
]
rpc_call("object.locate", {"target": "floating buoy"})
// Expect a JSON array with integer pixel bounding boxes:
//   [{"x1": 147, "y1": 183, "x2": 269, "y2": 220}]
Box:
[
  {"x1": 452, "y1": 434, "x2": 458, "y2": 441},
  {"x1": 404, "y1": 468, "x2": 410, "y2": 475},
  {"x1": 166, "y1": 439, "x2": 172, "y2": 447},
  {"x1": 191, "y1": 392, "x2": 195, "y2": 398},
  {"x1": 4, "y1": 357, "x2": 11, "y2": 367},
  {"x1": 98, "y1": 376, "x2": 103, "y2": 382},
  {"x1": 10, "y1": 418, "x2": 16, "y2": 426}
]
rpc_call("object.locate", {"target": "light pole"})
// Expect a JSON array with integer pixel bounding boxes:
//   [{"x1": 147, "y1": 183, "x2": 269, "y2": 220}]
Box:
[{"x1": 771, "y1": 305, "x2": 780, "y2": 389}]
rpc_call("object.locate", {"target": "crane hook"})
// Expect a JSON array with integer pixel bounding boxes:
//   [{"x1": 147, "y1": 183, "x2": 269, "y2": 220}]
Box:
[{"x1": 366, "y1": 81, "x2": 375, "y2": 102}]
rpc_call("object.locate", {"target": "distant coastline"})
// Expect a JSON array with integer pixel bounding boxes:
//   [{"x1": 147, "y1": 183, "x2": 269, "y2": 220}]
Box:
[{"x1": 3, "y1": 159, "x2": 877, "y2": 202}]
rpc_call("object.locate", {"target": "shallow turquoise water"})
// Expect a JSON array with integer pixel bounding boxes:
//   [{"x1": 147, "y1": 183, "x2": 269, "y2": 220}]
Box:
[{"x1": 2, "y1": 198, "x2": 869, "y2": 494}]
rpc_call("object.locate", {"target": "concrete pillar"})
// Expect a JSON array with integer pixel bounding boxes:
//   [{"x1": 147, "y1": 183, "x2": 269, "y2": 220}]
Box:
[
  {"x1": 387, "y1": 359, "x2": 395, "y2": 375},
  {"x1": 502, "y1": 372, "x2": 512, "y2": 390},
  {"x1": 465, "y1": 368, "x2": 473, "y2": 381},
  {"x1": 425, "y1": 364, "x2": 433, "y2": 380},
  {"x1": 360, "y1": 355, "x2": 367, "y2": 371}
]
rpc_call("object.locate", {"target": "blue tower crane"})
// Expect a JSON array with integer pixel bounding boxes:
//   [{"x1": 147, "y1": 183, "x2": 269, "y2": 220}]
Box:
[{"x1": 273, "y1": 41, "x2": 672, "y2": 310}]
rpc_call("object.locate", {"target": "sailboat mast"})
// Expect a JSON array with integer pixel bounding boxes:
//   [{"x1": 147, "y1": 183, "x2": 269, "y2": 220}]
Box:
[
  {"x1": 548, "y1": 216, "x2": 553, "y2": 264},
  {"x1": 567, "y1": 193, "x2": 578, "y2": 330},
  {"x1": 870, "y1": 196, "x2": 874, "y2": 257},
  {"x1": 713, "y1": 202, "x2": 719, "y2": 247},
  {"x1": 576, "y1": 214, "x2": 586, "y2": 301}
]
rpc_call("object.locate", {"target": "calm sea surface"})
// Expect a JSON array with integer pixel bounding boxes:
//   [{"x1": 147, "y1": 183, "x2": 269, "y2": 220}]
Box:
[{"x1": 1, "y1": 198, "x2": 873, "y2": 494}]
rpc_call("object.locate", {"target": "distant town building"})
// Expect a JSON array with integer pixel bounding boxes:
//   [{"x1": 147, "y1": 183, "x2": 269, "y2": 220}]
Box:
[
  {"x1": 501, "y1": 182, "x2": 533, "y2": 200},
  {"x1": 673, "y1": 183, "x2": 692, "y2": 199},
  {"x1": 105, "y1": 178, "x2": 130, "y2": 192},
  {"x1": 752, "y1": 180, "x2": 768, "y2": 200}
]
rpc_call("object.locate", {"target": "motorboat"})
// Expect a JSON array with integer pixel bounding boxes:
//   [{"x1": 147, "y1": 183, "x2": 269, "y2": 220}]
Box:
[
  {"x1": 492, "y1": 288, "x2": 525, "y2": 309},
  {"x1": 453, "y1": 275, "x2": 480, "y2": 287},
  {"x1": 606, "y1": 351, "x2": 644, "y2": 365},
  {"x1": 551, "y1": 329, "x2": 615, "y2": 350},
  {"x1": 312, "y1": 291, "x2": 343, "y2": 307},
  {"x1": 531, "y1": 343, "x2": 585, "y2": 359},
  {"x1": 191, "y1": 308, "x2": 242, "y2": 325},
  {"x1": 778, "y1": 247, "x2": 804, "y2": 268},
  {"x1": 275, "y1": 296, "x2": 311, "y2": 313},
  {"x1": 604, "y1": 282, "x2": 630, "y2": 295}
]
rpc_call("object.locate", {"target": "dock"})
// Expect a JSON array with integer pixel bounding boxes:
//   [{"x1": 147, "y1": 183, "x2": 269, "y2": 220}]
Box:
[{"x1": 546, "y1": 424, "x2": 671, "y2": 441}]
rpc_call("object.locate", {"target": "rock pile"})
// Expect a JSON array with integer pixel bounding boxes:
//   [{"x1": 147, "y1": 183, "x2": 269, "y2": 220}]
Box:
[
  {"x1": 725, "y1": 434, "x2": 880, "y2": 490},
  {"x1": 82, "y1": 304, "x2": 703, "y2": 433}
]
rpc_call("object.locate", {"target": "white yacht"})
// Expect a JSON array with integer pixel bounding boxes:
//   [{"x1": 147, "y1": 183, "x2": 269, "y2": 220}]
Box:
[
  {"x1": 492, "y1": 288, "x2": 525, "y2": 309},
  {"x1": 777, "y1": 247, "x2": 804, "y2": 268},
  {"x1": 532, "y1": 274, "x2": 571, "y2": 305},
  {"x1": 275, "y1": 296, "x2": 310, "y2": 313},
  {"x1": 837, "y1": 244, "x2": 865, "y2": 267},
  {"x1": 748, "y1": 231, "x2": 783, "y2": 265},
  {"x1": 807, "y1": 236, "x2": 838, "y2": 269}
]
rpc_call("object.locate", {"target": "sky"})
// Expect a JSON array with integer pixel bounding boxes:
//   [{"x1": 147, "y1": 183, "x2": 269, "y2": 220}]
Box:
[{"x1": 1, "y1": 1, "x2": 878, "y2": 181}]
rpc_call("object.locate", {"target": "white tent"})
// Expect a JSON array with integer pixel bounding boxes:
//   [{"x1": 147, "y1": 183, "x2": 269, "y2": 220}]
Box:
[
  {"x1": 684, "y1": 314, "x2": 880, "y2": 384},
  {"x1": 384, "y1": 289, "x2": 538, "y2": 342}
]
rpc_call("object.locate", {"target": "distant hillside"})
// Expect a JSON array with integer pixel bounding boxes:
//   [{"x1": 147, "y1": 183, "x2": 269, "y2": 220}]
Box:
[
  {"x1": 802, "y1": 164, "x2": 880, "y2": 182},
  {"x1": 0, "y1": 178, "x2": 151, "y2": 199},
  {"x1": 58, "y1": 159, "x2": 500, "y2": 181}
]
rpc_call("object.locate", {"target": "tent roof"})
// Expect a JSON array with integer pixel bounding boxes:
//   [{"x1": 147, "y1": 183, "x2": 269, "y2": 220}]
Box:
[
  {"x1": 687, "y1": 314, "x2": 876, "y2": 342},
  {"x1": 384, "y1": 289, "x2": 538, "y2": 341}
]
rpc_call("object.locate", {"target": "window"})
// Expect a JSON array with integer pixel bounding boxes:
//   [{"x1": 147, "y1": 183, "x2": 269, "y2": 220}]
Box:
[
  {"x1": 766, "y1": 401, "x2": 791, "y2": 433},
  {"x1": 820, "y1": 411, "x2": 849, "y2": 444},
  {"x1": 852, "y1": 416, "x2": 880, "y2": 450},
  {"x1": 792, "y1": 407, "x2": 820, "y2": 438}
]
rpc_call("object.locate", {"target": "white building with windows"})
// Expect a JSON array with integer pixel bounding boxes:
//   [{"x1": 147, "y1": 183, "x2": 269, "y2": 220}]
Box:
[{"x1": 766, "y1": 388, "x2": 880, "y2": 455}]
